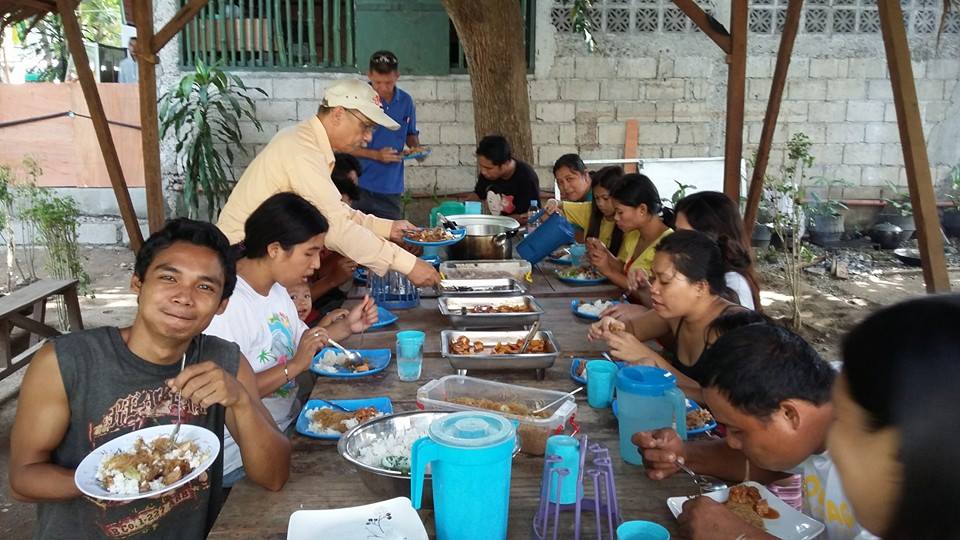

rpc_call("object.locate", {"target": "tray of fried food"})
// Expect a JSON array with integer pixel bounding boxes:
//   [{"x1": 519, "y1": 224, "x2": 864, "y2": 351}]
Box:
[
  {"x1": 440, "y1": 329, "x2": 559, "y2": 371},
  {"x1": 438, "y1": 295, "x2": 543, "y2": 328},
  {"x1": 437, "y1": 278, "x2": 527, "y2": 296}
]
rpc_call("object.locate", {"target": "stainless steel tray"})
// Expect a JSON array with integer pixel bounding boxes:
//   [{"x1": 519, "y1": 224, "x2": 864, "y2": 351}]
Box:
[
  {"x1": 438, "y1": 295, "x2": 543, "y2": 329},
  {"x1": 439, "y1": 259, "x2": 532, "y2": 281},
  {"x1": 440, "y1": 329, "x2": 560, "y2": 371},
  {"x1": 437, "y1": 278, "x2": 526, "y2": 296}
]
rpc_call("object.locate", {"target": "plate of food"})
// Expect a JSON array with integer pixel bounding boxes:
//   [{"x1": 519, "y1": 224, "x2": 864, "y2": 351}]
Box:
[
  {"x1": 311, "y1": 348, "x2": 392, "y2": 378},
  {"x1": 612, "y1": 398, "x2": 718, "y2": 435},
  {"x1": 74, "y1": 424, "x2": 220, "y2": 501},
  {"x1": 556, "y1": 267, "x2": 608, "y2": 285},
  {"x1": 369, "y1": 306, "x2": 398, "y2": 329},
  {"x1": 296, "y1": 397, "x2": 394, "y2": 440},
  {"x1": 353, "y1": 266, "x2": 367, "y2": 284},
  {"x1": 570, "y1": 298, "x2": 620, "y2": 320},
  {"x1": 402, "y1": 147, "x2": 432, "y2": 161},
  {"x1": 667, "y1": 482, "x2": 825, "y2": 540},
  {"x1": 403, "y1": 227, "x2": 466, "y2": 247},
  {"x1": 569, "y1": 357, "x2": 625, "y2": 385}
]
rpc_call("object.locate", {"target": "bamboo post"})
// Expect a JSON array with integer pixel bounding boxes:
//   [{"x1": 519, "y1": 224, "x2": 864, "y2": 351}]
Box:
[
  {"x1": 56, "y1": 0, "x2": 143, "y2": 251},
  {"x1": 723, "y1": 0, "x2": 748, "y2": 201},
  {"x1": 878, "y1": 1, "x2": 950, "y2": 292},
  {"x1": 743, "y1": 0, "x2": 804, "y2": 236},
  {"x1": 133, "y1": 0, "x2": 166, "y2": 235}
]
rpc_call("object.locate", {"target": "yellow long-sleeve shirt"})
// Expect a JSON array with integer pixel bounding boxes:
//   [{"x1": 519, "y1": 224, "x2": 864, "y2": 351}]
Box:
[
  {"x1": 217, "y1": 116, "x2": 416, "y2": 275},
  {"x1": 561, "y1": 201, "x2": 640, "y2": 264}
]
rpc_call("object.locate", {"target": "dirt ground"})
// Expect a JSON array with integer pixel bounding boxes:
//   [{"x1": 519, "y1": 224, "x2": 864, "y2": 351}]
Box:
[{"x1": 0, "y1": 245, "x2": 957, "y2": 537}]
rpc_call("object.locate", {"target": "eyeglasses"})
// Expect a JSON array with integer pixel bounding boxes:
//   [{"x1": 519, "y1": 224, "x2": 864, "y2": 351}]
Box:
[
  {"x1": 371, "y1": 53, "x2": 398, "y2": 66},
  {"x1": 346, "y1": 108, "x2": 376, "y2": 134}
]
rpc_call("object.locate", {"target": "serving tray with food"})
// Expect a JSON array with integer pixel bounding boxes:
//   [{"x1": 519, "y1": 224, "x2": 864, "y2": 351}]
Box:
[
  {"x1": 436, "y1": 278, "x2": 527, "y2": 296},
  {"x1": 438, "y1": 295, "x2": 543, "y2": 328},
  {"x1": 439, "y1": 329, "x2": 559, "y2": 374}
]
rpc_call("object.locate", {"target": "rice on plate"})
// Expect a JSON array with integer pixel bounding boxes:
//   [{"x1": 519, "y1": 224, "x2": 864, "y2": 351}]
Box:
[
  {"x1": 577, "y1": 299, "x2": 616, "y2": 318},
  {"x1": 96, "y1": 435, "x2": 209, "y2": 496},
  {"x1": 357, "y1": 424, "x2": 431, "y2": 475}
]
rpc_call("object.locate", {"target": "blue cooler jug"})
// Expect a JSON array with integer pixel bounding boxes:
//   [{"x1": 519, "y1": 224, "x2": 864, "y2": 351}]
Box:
[
  {"x1": 516, "y1": 210, "x2": 575, "y2": 265},
  {"x1": 411, "y1": 411, "x2": 516, "y2": 540},
  {"x1": 615, "y1": 366, "x2": 687, "y2": 465}
]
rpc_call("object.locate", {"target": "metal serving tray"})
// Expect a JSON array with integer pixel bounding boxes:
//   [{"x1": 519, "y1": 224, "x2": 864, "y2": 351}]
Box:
[
  {"x1": 438, "y1": 295, "x2": 543, "y2": 329},
  {"x1": 437, "y1": 278, "x2": 526, "y2": 296},
  {"x1": 440, "y1": 329, "x2": 560, "y2": 372}
]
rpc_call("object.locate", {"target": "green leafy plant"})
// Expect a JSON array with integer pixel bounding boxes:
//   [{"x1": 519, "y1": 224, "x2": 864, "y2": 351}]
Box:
[
  {"x1": 806, "y1": 177, "x2": 852, "y2": 218},
  {"x1": 881, "y1": 181, "x2": 913, "y2": 217},
  {"x1": 946, "y1": 164, "x2": 960, "y2": 207},
  {"x1": 664, "y1": 180, "x2": 696, "y2": 208},
  {"x1": 561, "y1": 0, "x2": 598, "y2": 51},
  {"x1": 400, "y1": 189, "x2": 414, "y2": 219},
  {"x1": 159, "y1": 59, "x2": 265, "y2": 220},
  {"x1": 767, "y1": 132, "x2": 816, "y2": 329}
]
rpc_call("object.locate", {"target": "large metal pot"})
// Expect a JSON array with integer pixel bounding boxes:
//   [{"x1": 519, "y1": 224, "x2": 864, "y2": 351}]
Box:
[{"x1": 444, "y1": 214, "x2": 521, "y2": 260}]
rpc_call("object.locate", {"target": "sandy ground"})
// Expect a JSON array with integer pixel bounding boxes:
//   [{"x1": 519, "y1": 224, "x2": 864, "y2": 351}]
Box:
[{"x1": 0, "y1": 245, "x2": 957, "y2": 536}]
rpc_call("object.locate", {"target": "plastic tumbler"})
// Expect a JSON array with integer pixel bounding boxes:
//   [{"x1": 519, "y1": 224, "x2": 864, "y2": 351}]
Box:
[
  {"x1": 586, "y1": 361, "x2": 618, "y2": 408},
  {"x1": 396, "y1": 330, "x2": 425, "y2": 382},
  {"x1": 544, "y1": 435, "x2": 580, "y2": 504},
  {"x1": 464, "y1": 200, "x2": 483, "y2": 214},
  {"x1": 616, "y1": 520, "x2": 670, "y2": 540},
  {"x1": 568, "y1": 243, "x2": 587, "y2": 266}
]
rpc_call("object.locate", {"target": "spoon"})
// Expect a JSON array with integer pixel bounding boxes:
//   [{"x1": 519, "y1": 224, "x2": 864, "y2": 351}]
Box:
[
  {"x1": 531, "y1": 387, "x2": 583, "y2": 415},
  {"x1": 315, "y1": 398, "x2": 353, "y2": 413},
  {"x1": 170, "y1": 351, "x2": 187, "y2": 444},
  {"x1": 326, "y1": 338, "x2": 361, "y2": 362},
  {"x1": 675, "y1": 458, "x2": 727, "y2": 494},
  {"x1": 602, "y1": 352, "x2": 617, "y2": 363}
]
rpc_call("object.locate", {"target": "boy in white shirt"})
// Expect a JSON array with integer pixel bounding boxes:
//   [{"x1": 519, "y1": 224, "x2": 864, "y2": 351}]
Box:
[{"x1": 633, "y1": 322, "x2": 878, "y2": 540}]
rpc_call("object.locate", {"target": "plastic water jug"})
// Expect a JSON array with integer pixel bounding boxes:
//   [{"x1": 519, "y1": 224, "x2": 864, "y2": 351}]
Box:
[
  {"x1": 615, "y1": 366, "x2": 687, "y2": 465},
  {"x1": 516, "y1": 210, "x2": 575, "y2": 265},
  {"x1": 411, "y1": 411, "x2": 516, "y2": 540}
]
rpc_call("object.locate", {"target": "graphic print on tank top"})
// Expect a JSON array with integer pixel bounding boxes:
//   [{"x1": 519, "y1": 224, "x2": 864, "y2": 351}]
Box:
[
  {"x1": 87, "y1": 385, "x2": 212, "y2": 538},
  {"x1": 258, "y1": 311, "x2": 297, "y2": 398}
]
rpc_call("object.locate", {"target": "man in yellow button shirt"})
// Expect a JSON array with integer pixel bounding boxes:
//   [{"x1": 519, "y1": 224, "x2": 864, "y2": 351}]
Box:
[{"x1": 218, "y1": 79, "x2": 439, "y2": 286}]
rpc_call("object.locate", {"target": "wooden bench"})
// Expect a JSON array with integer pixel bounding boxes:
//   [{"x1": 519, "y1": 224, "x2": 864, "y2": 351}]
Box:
[{"x1": 0, "y1": 279, "x2": 83, "y2": 381}]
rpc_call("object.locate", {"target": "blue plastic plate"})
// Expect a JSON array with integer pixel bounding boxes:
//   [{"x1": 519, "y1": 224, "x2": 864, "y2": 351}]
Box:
[
  {"x1": 403, "y1": 228, "x2": 466, "y2": 247},
  {"x1": 369, "y1": 306, "x2": 398, "y2": 329},
  {"x1": 295, "y1": 397, "x2": 394, "y2": 440},
  {"x1": 570, "y1": 357, "x2": 625, "y2": 385},
  {"x1": 310, "y1": 347, "x2": 392, "y2": 378},
  {"x1": 353, "y1": 267, "x2": 368, "y2": 284},
  {"x1": 612, "y1": 398, "x2": 718, "y2": 435},
  {"x1": 570, "y1": 299, "x2": 621, "y2": 321},
  {"x1": 556, "y1": 271, "x2": 609, "y2": 286},
  {"x1": 402, "y1": 148, "x2": 432, "y2": 161}
]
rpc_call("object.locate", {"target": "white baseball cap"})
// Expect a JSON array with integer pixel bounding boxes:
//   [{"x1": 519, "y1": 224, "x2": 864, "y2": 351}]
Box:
[{"x1": 322, "y1": 79, "x2": 400, "y2": 131}]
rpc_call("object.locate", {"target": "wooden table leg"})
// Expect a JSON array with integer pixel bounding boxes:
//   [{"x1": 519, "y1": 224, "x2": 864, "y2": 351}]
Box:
[
  {"x1": 64, "y1": 285, "x2": 84, "y2": 331},
  {"x1": 29, "y1": 298, "x2": 46, "y2": 346},
  {"x1": 0, "y1": 318, "x2": 11, "y2": 370}
]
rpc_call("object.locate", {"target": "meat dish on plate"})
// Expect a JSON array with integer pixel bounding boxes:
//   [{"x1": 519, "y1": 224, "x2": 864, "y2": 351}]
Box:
[
  {"x1": 724, "y1": 483, "x2": 780, "y2": 529},
  {"x1": 96, "y1": 435, "x2": 209, "y2": 495},
  {"x1": 404, "y1": 227, "x2": 453, "y2": 243},
  {"x1": 306, "y1": 407, "x2": 382, "y2": 435},
  {"x1": 449, "y1": 335, "x2": 546, "y2": 355}
]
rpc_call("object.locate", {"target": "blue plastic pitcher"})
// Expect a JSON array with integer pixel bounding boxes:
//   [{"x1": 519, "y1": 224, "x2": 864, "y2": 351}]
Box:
[
  {"x1": 516, "y1": 210, "x2": 575, "y2": 264},
  {"x1": 615, "y1": 366, "x2": 687, "y2": 465},
  {"x1": 411, "y1": 411, "x2": 516, "y2": 540}
]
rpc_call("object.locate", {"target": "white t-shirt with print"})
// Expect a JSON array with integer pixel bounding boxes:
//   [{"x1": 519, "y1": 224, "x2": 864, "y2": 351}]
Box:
[
  {"x1": 204, "y1": 276, "x2": 307, "y2": 475},
  {"x1": 724, "y1": 271, "x2": 755, "y2": 310},
  {"x1": 795, "y1": 452, "x2": 880, "y2": 540}
]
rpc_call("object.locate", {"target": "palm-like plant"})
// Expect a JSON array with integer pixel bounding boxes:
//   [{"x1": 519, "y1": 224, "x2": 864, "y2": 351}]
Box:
[{"x1": 159, "y1": 59, "x2": 265, "y2": 220}]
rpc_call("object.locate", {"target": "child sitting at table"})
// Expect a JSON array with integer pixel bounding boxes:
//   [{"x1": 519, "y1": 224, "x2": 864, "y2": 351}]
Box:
[
  {"x1": 633, "y1": 321, "x2": 878, "y2": 540},
  {"x1": 288, "y1": 281, "x2": 351, "y2": 328}
]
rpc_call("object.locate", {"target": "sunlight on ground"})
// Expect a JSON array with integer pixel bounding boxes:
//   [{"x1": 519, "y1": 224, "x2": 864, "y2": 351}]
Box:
[
  {"x1": 80, "y1": 291, "x2": 137, "y2": 309},
  {"x1": 851, "y1": 274, "x2": 908, "y2": 294},
  {"x1": 759, "y1": 290, "x2": 793, "y2": 307}
]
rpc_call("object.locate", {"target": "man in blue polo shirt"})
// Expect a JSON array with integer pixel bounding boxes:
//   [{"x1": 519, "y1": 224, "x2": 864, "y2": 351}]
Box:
[{"x1": 351, "y1": 50, "x2": 424, "y2": 219}]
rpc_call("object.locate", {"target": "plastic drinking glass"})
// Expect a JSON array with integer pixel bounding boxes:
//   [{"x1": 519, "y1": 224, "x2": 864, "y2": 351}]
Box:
[
  {"x1": 616, "y1": 520, "x2": 670, "y2": 540},
  {"x1": 568, "y1": 243, "x2": 587, "y2": 266},
  {"x1": 544, "y1": 435, "x2": 580, "y2": 504},
  {"x1": 464, "y1": 201, "x2": 483, "y2": 214},
  {"x1": 396, "y1": 330, "x2": 425, "y2": 382},
  {"x1": 586, "y1": 361, "x2": 618, "y2": 408}
]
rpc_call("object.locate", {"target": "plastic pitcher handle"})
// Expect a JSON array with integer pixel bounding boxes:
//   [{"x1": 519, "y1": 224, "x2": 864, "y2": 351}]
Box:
[
  {"x1": 667, "y1": 387, "x2": 688, "y2": 441},
  {"x1": 410, "y1": 437, "x2": 439, "y2": 510}
]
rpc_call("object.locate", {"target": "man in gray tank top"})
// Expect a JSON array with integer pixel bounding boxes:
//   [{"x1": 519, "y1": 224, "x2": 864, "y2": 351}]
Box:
[{"x1": 8, "y1": 219, "x2": 291, "y2": 539}]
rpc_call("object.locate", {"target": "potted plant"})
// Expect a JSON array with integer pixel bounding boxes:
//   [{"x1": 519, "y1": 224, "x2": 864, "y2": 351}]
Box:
[
  {"x1": 874, "y1": 181, "x2": 915, "y2": 245},
  {"x1": 806, "y1": 178, "x2": 850, "y2": 246},
  {"x1": 942, "y1": 166, "x2": 960, "y2": 238},
  {"x1": 158, "y1": 59, "x2": 266, "y2": 220}
]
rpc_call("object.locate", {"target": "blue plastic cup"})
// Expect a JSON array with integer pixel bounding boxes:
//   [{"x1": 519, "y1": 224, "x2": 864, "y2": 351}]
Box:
[
  {"x1": 617, "y1": 520, "x2": 670, "y2": 540},
  {"x1": 586, "y1": 361, "x2": 618, "y2": 408},
  {"x1": 396, "y1": 330, "x2": 425, "y2": 382},
  {"x1": 464, "y1": 200, "x2": 483, "y2": 214},
  {"x1": 568, "y1": 243, "x2": 587, "y2": 266},
  {"x1": 544, "y1": 435, "x2": 580, "y2": 504}
]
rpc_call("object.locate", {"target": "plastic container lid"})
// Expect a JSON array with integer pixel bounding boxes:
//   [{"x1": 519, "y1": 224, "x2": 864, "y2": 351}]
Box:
[
  {"x1": 615, "y1": 366, "x2": 677, "y2": 396},
  {"x1": 428, "y1": 411, "x2": 516, "y2": 449}
]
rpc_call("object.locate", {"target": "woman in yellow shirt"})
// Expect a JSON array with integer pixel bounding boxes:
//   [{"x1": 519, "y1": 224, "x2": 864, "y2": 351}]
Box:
[
  {"x1": 545, "y1": 166, "x2": 641, "y2": 263},
  {"x1": 588, "y1": 173, "x2": 672, "y2": 300}
]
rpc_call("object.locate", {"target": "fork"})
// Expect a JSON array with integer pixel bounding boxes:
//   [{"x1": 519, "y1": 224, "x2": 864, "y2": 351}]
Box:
[{"x1": 170, "y1": 351, "x2": 187, "y2": 443}]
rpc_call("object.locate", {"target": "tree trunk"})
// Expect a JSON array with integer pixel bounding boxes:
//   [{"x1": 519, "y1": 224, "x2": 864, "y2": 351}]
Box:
[{"x1": 441, "y1": 0, "x2": 533, "y2": 163}]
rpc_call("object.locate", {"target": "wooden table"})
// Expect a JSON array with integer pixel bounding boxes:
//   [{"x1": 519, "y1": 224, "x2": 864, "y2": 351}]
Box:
[
  {"x1": 210, "y1": 274, "x2": 692, "y2": 539},
  {"x1": 0, "y1": 279, "x2": 83, "y2": 381}
]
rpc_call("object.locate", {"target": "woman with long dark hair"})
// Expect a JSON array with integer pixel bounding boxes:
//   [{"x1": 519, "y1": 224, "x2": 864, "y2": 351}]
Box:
[
  {"x1": 675, "y1": 191, "x2": 760, "y2": 310},
  {"x1": 589, "y1": 230, "x2": 751, "y2": 399},
  {"x1": 206, "y1": 192, "x2": 377, "y2": 486},
  {"x1": 586, "y1": 173, "x2": 673, "y2": 296},
  {"x1": 544, "y1": 166, "x2": 641, "y2": 262},
  {"x1": 829, "y1": 295, "x2": 960, "y2": 540}
]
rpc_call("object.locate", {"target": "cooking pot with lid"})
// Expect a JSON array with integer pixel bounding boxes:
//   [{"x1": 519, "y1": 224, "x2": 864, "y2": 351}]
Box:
[{"x1": 443, "y1": 215, "x2": 521, "y2": 260}]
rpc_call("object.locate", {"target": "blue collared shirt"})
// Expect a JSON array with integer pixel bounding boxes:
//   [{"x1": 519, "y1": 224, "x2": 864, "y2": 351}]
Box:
[{"x1": 358, "y1": 87, "x2": 418, "y2": 195}]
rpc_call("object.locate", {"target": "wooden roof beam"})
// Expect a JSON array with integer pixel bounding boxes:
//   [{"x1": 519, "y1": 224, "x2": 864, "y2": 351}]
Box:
[
  {"x1": 671, "y1": 0, "x2": 732, "y2": 54},
  {"x1": 722, "y1": 0, "x2": 747, "y2": 200},
  {"x1": 151, "y1": 0, "x2": 208, "y2": 53}
]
